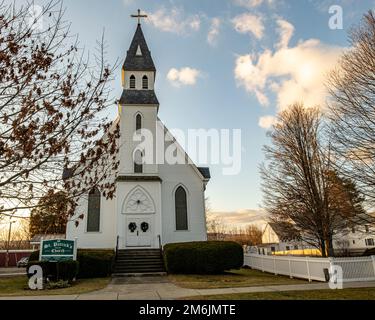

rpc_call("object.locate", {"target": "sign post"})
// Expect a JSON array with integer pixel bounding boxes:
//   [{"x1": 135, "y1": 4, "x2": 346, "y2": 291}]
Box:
[{"x1": 39, "y1": 239, "x2": 76, "y2": 262}]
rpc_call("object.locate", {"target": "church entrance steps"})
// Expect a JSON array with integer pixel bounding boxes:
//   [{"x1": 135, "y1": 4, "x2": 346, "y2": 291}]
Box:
[
  {"x1": 114, "y1": 249, "x2": 165, "y2": 274},
  {"x1": 112, "y1": 272, "x2": 167, "y2": 277}
]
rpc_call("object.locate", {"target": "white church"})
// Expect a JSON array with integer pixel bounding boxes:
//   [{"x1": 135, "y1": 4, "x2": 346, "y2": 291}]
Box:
[{"x1": 66, "y1": 19, "x2": 210, "y2": 251}]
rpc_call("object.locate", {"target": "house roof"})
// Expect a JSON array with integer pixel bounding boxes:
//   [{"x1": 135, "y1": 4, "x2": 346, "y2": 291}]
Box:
[
  {"x1": 123, "y1": 24, "x2": 156, "y2": 72},
  {"x1": 119, "y1": 89, "x2": 159, "y2": 105},
  {"x1": 30, "y1": 234, "x2": 65, "y2": 244},
  {"x1": 268, "y1": 222, "x2": 301, "y2": 242}
]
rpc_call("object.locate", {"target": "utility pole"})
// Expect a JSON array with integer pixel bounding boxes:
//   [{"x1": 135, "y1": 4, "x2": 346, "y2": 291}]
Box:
[{"x1": 5, "y1": 220, "x2": 15, "y2": 268}]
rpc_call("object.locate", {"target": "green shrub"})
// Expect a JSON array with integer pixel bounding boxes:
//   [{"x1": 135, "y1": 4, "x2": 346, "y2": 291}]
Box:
[
  {"x1": 28, "y1": 249, "x2": 114, "y2": 279},
  {"x1": 76, "y1": 249, "x2": 114, "y2": 279},
  {"x1": 27, "y1": 260, "x2": 79, "y2": 282},
  {"x1": 163, "y1": 241, "x2": 244, "y2": 274},
  {"x1": 29, "y1": 250, "x2": 39, "y2": 261}
]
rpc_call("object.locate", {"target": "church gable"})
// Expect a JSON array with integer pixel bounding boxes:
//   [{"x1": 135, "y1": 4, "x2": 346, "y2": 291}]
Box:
[
  {"x1": 122, "y1": 186, "x2": 156, "y2": 214},
  {"x1": 157, "y1": 119, "x2": 210, "y2": 182}
]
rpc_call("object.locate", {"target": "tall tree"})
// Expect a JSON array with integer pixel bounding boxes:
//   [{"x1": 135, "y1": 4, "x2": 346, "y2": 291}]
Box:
[
  {"x1": 328, "y1": 11, "x2": 375, "y2": 208},
  {"x1": 29, "y1": 190, "x2": 69, "y2": 237},
  {"x1": 0, "y1": 1, "x2": 119, "y2": 219},
  {"x1": 261, "y1": 103, "x2": 366, "y2": 257}
]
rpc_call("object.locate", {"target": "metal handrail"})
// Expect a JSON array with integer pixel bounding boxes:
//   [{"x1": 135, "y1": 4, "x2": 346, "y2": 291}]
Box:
[
  {"x1": 157, "y1": 234, "x2": 163, "y2": 258},
  {"x1": 115, "y1": 235, "x2": 119, "y2": 260}
]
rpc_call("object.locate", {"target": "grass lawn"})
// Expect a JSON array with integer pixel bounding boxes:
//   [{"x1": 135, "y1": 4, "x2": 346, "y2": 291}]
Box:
[
  {"x1": 168, "y1": 268, "x2": 307, "y2": 289},
  {"x1": 0, "y1": 276, "x2": 110, "y2": 296},
  {"x1": 184, "y1": 287, "x2": 375, "y2": 300}
]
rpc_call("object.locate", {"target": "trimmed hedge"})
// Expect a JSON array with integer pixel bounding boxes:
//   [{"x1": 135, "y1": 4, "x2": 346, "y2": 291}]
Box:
[
  {"x1": 27, "y1": 260, "x2": 79, "y2": 282},
  {"x1": 29, "y1": 250, "x2": 40, "y2": 261},
  {"x1": 76, "y1": 249, "x2": 115, "y2": 279},
  {"x1": 362, "y1": 248, "x2": 375, "y2": 256},
  {"x1": 28, "y1": 249, "x2": 114, "y2": 279},
  {"x1": 163, "y1": 241, "x2": 243, "y2": 274}
]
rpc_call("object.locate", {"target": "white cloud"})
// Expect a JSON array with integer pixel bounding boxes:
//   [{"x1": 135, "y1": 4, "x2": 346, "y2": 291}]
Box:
[
  {"x1": 232, "y1": 13, "x2": 264, "y2": 39},
  {"x1": 234, "y1": 0, "x2": 276, "y2": 8},
  {"x1": 209, "y1": 209, "x2": 269, "y2": 229},
  {"x1": 167, "y1": 67, "x2": 201, "y2": 87},
  {"x1": 276, "y1": 19, "x2": 294, "y2": 49},
  {"x1": 259, "y1": 115, "x2": 278, "y2": 129},
  {"x1": 234, "y1": 19, "x2": 344, "y2": 112},
  {"x1": 207, "y1": 18, "x2": 221, "y2": 46},
  {"x1": 146, "y1": 7, "x2": 201, "y2": 35}
]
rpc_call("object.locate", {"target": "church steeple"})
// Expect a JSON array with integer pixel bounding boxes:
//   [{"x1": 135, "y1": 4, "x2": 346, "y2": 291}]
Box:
[
  {"x1": 123, "y1": 23, "x2": 156, "y2": 72},
  {"x1": 119, "y1": 11, "x2": 159, "y2": 107}
]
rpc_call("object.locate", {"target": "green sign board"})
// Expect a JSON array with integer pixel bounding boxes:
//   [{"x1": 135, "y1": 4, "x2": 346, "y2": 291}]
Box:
[{"x1": 40, "y1": 239, "x2": 77, "y2": 262}]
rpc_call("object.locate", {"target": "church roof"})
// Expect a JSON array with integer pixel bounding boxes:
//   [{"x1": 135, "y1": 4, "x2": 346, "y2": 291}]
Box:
[
  {"x1": 119, "y1": 89, "x2": 159, "y2": 105},
  {"x1": 198, "y1": 167, "x2": 211, "y2": 180},
  {"x1": 123, "y1": 24, "x2": 156, "y2": 72}
]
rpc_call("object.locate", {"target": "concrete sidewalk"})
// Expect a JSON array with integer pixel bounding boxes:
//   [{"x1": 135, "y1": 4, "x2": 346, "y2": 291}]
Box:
[{"x1": 1, "y1": 276, "x2": 375, "y2": 300}]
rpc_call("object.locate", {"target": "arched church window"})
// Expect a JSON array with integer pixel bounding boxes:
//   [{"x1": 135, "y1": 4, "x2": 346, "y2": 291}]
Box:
[
  {"x1": 136, "y1": 114, "x2": 142, "y2": 131},
  {"x1": 142, "y1": 75, "x2": 148, "y2": 89},
  {"x1": 87, "y1": 187, "x2": 101, "y2": 232},
  {"x1": 134, "y1": 150, "x2": 143, "y2": 173},
  {"x1": 175, "y1": 186, "x2": 188, "y2": 231},
  {"x1": 129, "y1": 75, "x2": 136, "y2": 89}
]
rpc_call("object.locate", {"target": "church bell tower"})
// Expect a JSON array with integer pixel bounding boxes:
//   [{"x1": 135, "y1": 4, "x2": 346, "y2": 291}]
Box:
[{"x1": 118, "y1": 11, "x2": 159, "y2": 176}]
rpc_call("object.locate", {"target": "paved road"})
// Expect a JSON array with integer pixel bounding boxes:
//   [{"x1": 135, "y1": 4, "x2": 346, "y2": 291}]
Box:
[
  {"x1": 1, "y1": 277, "x2": 375, "y2": 300},
  {"x1": 0, "y1": 267, "x2": 26, "y2": 277}
]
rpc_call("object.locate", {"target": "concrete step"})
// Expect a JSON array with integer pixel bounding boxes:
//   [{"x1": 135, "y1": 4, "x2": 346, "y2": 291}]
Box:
[
  {"x1": 114, "y1": 249, "x2": 166, "y2": 274},
  {"x1": 114, "y1": 268, "x2": 165, "y2": 274},
  {"x1": 116, "y1": 256, "x2": 163, "y2": 261},
  {"x1": 116, "y1": 260, "x2": 164, "y2": 266},
  {"x1": 112, "y1": 272, "x2": 167, "y2": 277},
  {"x1": 118, "y1": 249, "x2": 161, "y2": 254}
]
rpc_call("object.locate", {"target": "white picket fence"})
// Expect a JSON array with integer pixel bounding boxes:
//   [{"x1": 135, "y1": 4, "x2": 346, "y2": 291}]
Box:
[{"x1": 244, "y1": 253, "x2": 375, "y2": 283}]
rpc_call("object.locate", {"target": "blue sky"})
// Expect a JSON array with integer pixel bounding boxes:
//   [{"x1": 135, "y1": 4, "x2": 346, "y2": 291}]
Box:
[{"x1": 25, "y1": 0, "x2": 375, "y2": 226}]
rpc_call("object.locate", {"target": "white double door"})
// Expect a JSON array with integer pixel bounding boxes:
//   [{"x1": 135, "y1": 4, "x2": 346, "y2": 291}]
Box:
[{"x1": 125, "y1": 216, "x2": 153, "y2": 247}]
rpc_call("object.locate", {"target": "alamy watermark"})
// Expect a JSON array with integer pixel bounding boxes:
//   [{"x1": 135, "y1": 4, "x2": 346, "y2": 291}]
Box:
[
  {"x1": 329, "y1": 264, "x2": 344, "y2": 290},
  {"x1": 329, "y1": 5, "x2": 344, "y2": 30},
  {"x1": 28, "y1": 265, "x2": 43, "y2": 290},
  {"x1": 131, "y1": 122, "x2": 242, "y2": 176}
]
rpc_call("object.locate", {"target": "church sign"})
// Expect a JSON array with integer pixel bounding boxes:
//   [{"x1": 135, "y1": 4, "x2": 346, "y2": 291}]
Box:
[{"x1": 39, "y1": 239, "x2": 77, "y2": 262}]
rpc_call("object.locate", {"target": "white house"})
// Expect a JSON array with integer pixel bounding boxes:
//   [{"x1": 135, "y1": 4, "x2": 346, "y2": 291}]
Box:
[
  {"x1": 261, "y1": 222, "x2": 316, "y2": 255},
  {"x1": 260, "y1": 222, "x2": 375, "y2": 256},
  {"x1": 66, "y1": 22, "x2": 210, "y2": 250}
]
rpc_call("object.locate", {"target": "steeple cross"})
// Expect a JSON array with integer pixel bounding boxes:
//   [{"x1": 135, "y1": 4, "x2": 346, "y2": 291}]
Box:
[{"x1": 131, "y1": 9, "x2": 148, "y2": 25}]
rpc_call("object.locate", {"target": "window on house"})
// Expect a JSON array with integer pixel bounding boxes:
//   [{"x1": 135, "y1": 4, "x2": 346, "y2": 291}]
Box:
[
  {"x1": 134, "y1": 150, "x2": 143, "y2": 173},
  {"x1": 271, "y1": 247, "x2": 275, "y2": 252},
  {"x1": 365, "y1": 225, "x2": 370, "y2": 233},
  {"x1": 352, "y1": 227, "x2": 356, "y2": 234},
  {"x1": 129, "y1": 75, "x2": 136, "y2": 89},
  {"x1": 142, "y1": 75, "x2": 148, "y2": 89},
  {"x1": 175, "y1": 186, "x2": 188, "y2": 231},
  {"x1": 87, "y1": 187, "x2": 101, "y2": 232},
  {"x1": 286, "y1": 246, "x2": 290, "y2": 251},
  {"x1": 353, "y1": 240, "x2": 356, "y2": 245},
  {"x1": 365, "y1": 238, "x2": 375, "y2": 247},
  {"x1": 136, "y1": 114, "x2": 142, "y2": 131}
]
